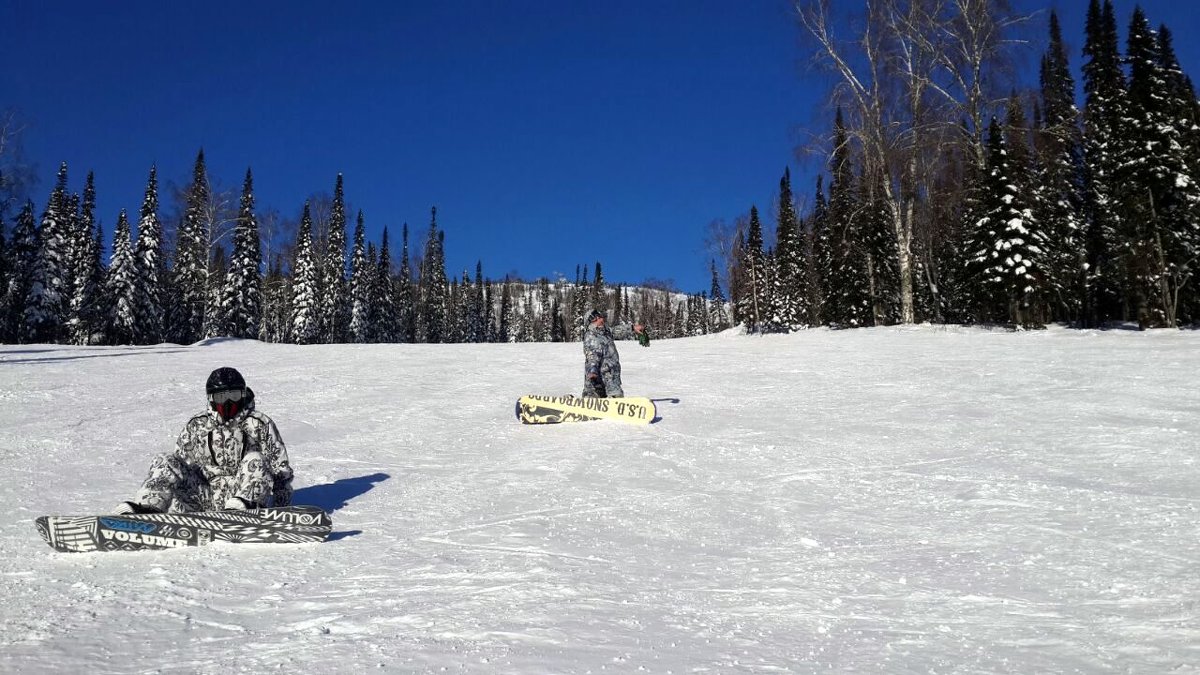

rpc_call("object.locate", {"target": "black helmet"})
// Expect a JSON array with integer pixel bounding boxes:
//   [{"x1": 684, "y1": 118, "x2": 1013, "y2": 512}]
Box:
[
  {"x1": 206, "y1": 367, "x2": 246, "y2": 394},
  {"x1": 587, "y1": 309, "x2": 607, "y2": 323}
]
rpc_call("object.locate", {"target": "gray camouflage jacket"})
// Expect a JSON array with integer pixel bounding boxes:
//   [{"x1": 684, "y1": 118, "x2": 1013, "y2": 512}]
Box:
[{"x1": 173, "y1": 389, "x2": 294, "y2": 506}]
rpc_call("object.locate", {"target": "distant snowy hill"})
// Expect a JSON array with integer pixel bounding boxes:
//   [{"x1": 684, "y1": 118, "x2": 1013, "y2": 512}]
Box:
[{"x1": 1, "y1": 326, "x2": 1197, "y2": 673}]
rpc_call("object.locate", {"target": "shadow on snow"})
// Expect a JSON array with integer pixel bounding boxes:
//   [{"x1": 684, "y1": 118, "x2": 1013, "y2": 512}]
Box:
[
  {"x1": 294, "y1": 472, "x2": 390, "y2": 514},
  {"x1": 649, "y1": 397, "x2": 681, "y2": 424},
  {"x1": 294, "y1": 472, "x2": 391, "y2": 543}
]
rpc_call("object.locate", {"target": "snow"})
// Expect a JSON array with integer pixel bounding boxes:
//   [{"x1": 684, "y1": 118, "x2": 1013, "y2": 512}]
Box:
[{"x1": 2, "y1": 327, "x2": 1199, "y2": 673}]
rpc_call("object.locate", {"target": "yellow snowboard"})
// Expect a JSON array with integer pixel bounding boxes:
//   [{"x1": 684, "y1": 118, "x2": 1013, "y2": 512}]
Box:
[{"x1": 516, "y1": 395, "x2": 657, "y2": 425}]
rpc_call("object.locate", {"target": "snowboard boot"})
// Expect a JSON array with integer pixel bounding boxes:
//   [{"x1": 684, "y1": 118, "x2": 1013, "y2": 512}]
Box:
[
  {"x1": 223, "y1": 497, "x2": 256, "y2": 510},
  {"x1": 112, "y1": 501, "x2": 163, "y2": 515}
]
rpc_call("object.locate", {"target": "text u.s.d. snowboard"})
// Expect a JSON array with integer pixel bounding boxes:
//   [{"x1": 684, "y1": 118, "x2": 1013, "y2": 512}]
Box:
[
  {"x1": 515, "y1": 395, "x2": 656, "y2": 425},
  {"x1": 35, "y1": 505, "x2": 332, "y2": 553}
]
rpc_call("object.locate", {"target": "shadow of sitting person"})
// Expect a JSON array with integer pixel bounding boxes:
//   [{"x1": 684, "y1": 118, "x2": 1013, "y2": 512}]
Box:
[{"x1": 293, "y1": 472, "x2": 390, "y2": 514}]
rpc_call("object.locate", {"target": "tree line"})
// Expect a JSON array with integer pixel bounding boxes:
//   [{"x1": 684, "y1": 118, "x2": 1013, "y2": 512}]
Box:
[
  {"x1": 0, "y1": 151, "x2": 730, "y2": 346},
  {"x1": 725, "y1": 0, "x2": 1199, "y2": 331}
]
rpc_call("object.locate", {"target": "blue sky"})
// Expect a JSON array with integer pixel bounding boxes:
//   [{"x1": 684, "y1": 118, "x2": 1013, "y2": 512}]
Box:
[{"x1": 4, "y1": 1, "x2": 1198, "y2": 294}]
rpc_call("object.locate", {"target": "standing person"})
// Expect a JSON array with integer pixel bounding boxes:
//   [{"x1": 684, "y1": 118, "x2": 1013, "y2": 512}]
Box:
[
  {"x1": 582, "y1": 309, "x2": 647, "y2": 398},
  {"x1": 114, "y1": 367, "x2": 294, "y2": 514}
]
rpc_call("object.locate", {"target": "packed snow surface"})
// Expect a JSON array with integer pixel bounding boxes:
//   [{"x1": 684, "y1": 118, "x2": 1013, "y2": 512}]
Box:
[{"x1": 1, "y1": 326, "x2": 1197, "y2": 673}]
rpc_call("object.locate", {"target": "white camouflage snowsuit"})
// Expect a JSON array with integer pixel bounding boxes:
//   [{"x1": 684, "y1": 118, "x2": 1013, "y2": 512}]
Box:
[
  {"x1": 583, "y1": 323, "x2": 636, "y2": 398},
  {"x1": 133, "y1": 389, "x2": 293, "y2": 512}
]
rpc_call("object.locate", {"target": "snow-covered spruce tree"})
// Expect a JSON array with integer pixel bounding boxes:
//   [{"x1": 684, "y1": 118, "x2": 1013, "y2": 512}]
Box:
[
  {"x1": 171, "y1": 150, "x2": 210, "y2": 344},
  {"x1": 61, "y1": 192, "x2": 80, "y2": 320},
  {"x1": 481, "y1": 279, "x2": 497, "y2": 342},
  {"x1": 68, "y1": 172, "x2": 103, "y2": 345},
  {"x1": 363, "y1": 242, "x2": 380, "y2": 341},
  {"x1": 450, "y1": 272, "x2": 470, "y2": 343},
  {"x1": 762, "y1": 245, "x2": 779, "y2": 330},
  {"x1": 3, "y1": 201, "x2": 37, "y2": 342},
  {"x1": 374, "y1": 226, "x2": 398, "y2": 342},
  {"x1": 1003, "y1": 93, "x2": 1047, "y2": 325},
  {"x1": 685, "y1": 294, "x2": 700, "y2": 335},
  {"x1": 707, "y1": 259, "x2": 730, "y2": 331},
  {"x1": 465, "y1": 261, "x2": 486, "y2": 343},
  {"x1": 549, "y1": 298, "x2": 564, "y2": 342},
  {"x1": 429, "y1": 220, "x2": 451, "y2": 341},
  {"x1": 418, "y1": 208, "x2": 448, "y2": 343},
  {"x1": 105, "y1": 209, "x2": 138, "y2": 345},
  {"x1": 320, "y1": 173, "x2": 349, "y2": 343},
  {"x1": 770, "y1": 167, "x2": 809, "y2": 330},
  {"x1": 517, "y1": 288, "x2": 535, "y2": 342},
  {"x1": 611, "y1": 281, "x2": 624, "y2": 325},
  {"x1": 569, "y1": 265, "x2": 586, "y2": 341},
  {"x1": 497, "y1": 277, "x2": 513, "y2": 343},
  {"x1": 536, "y1": 278, "x2": 553, "y2": 341},
  {"x1": 966, "y1": 117, "x2": 1046, "y2": 327},
  {"x1": 348, "y1": 209, "x2": 370, "y2": 343},
  {"x1": 1081, "y1": 0, "x2": 1128, "y2": 324},
  {"x1": 590, "y1": 261, "x2": 606, "y2": 314},
  {"x1": 1035, "y1": 11, "x2": 1087, "y2": 325},
  {"x1": 396, "y1": 222, "x2": 416, "y2": 343},
  {"x1": 23, "y1": 162, "x2": 71, "y2": 343},
  {"x1": 222, "y1": 169, "x2": 262, "y2": 339},
  {"x1": 289, "y1": 202, "x2": 320, "y2": 344},
  {"x1": 1157, "y1": 26, "x2": 1200, "y2": 324},
  {"x1": 133, "y1": 166, "x2": 166, "y2": 344},
  {"x1": 1117, "y1": 10, "x2": 1200, "y2": 327}
]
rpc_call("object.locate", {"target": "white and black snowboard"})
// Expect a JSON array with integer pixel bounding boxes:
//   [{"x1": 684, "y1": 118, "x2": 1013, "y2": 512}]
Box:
[{"x1": 35, "y1": 505, "x2": 332, "y2": 553}]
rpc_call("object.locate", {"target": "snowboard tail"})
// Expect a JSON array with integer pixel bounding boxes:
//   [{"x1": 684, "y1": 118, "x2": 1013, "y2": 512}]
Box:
[
  {"x1": 516, "y1": 395, "x2": 656, "y2": 425},
  {"x1": 35, "y1": 505, "x2": 332, "y2": 553}
]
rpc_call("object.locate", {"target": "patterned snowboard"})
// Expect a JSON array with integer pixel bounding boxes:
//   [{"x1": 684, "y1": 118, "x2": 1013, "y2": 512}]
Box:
[
  {"x1": 516, "y1": 395, "x2": 657, "y2": 425},
  {"x1": 35, "y1": 505, "x2": 332, "y2": 553}
]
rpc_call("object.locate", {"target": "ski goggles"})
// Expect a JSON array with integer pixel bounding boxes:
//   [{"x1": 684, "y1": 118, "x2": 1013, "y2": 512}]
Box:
[{"x1": 209, "y1": 389, "x2": 245, "y2": 404}]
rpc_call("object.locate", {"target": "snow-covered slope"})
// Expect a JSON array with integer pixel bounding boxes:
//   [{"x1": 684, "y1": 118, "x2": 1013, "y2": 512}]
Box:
[{"x1": 1, "y1": 326, "x2": 1197, "y2": 673}]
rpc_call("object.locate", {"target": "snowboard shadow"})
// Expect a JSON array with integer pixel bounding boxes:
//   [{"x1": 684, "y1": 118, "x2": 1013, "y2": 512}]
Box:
[
  {"x1": 293, "y1": 472, "x2": 390, "y2": 514},
  {"x1": 650, "y1": 397, "x2": 681, "y2": 423}
]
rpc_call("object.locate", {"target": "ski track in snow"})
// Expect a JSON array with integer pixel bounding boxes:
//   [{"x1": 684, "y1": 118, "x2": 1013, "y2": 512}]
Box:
[{"x1": 1, "y1": 326, "x2": 1198, "y2": 673}]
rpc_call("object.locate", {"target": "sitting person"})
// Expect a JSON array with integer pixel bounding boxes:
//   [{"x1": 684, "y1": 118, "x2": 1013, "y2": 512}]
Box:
[{"x1": 115, "y1": 367, "x2": 293, "y2": 514}]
